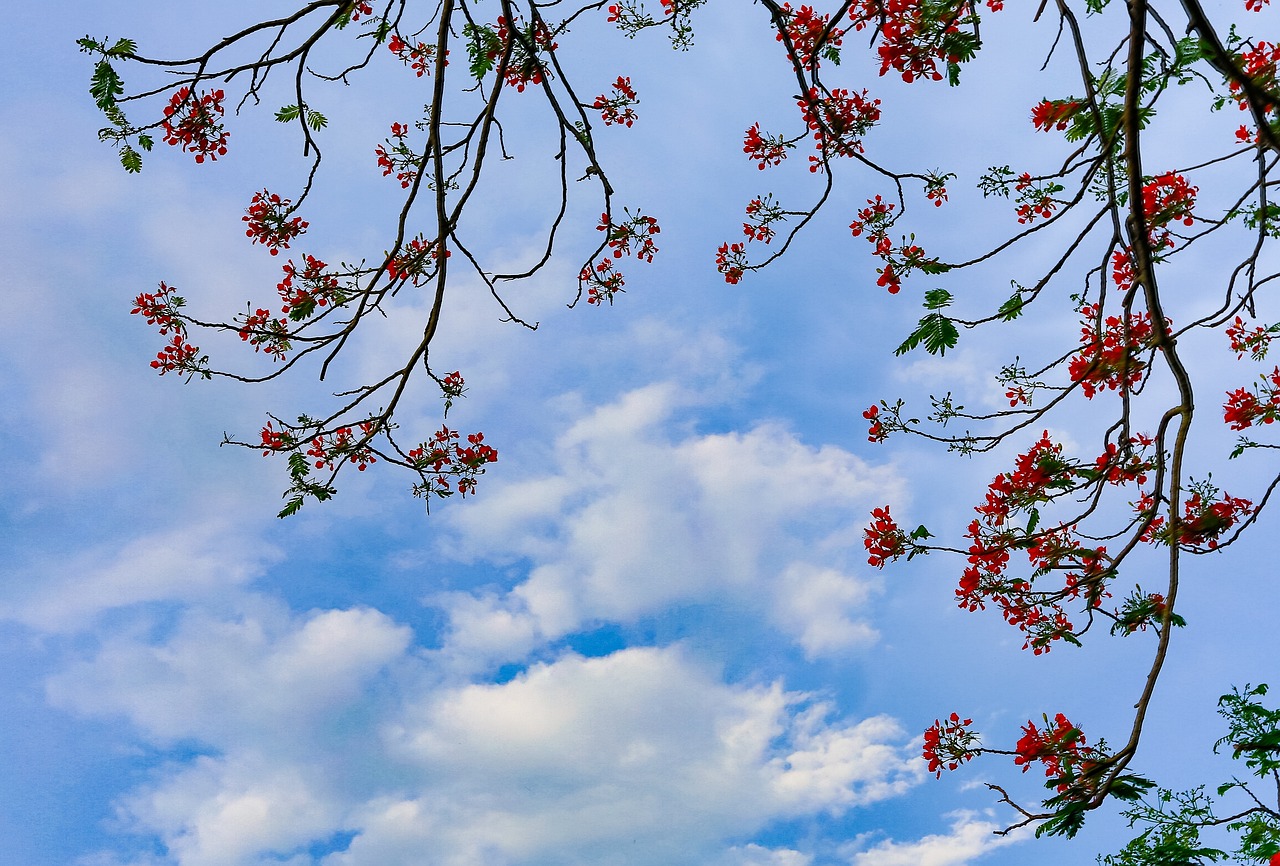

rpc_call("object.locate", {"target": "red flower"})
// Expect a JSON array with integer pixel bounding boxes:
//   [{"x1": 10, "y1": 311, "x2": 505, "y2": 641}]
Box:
[
  {"x1": 922, "y1": 713, "x2": 977, "y2": 777},
  {"x1": 743, "y1": 123, "x2": 790, "y2": 170},
  {"x1": 243, "y1": 190, "x2": 308, "y2": 256},
  {"x1": 161, "y1": 87, "x2": 229, "y2": 163},
  {"x1": 1030, "y1": 98, "x2": 1081, "y2": 132},
  {"x1": 863, "y1": 505, "x2": 906, "y2": 567},
  {"x1": 592, "y1": 76, "x2": 639, "y2": 127}
]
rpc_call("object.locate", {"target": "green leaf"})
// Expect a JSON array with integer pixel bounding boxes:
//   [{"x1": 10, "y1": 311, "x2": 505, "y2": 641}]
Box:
[
  {"x1": 1026, "y1": 507, "x2": 1040, "y2": 535},
  {"x1": 1108, "y1": 774, "x2": 1157, "y2": 802},
  {"x1": 137, "y1": 133, "x2": 153, "y2": 151},
  {"x1": 1036, "y1": 802, "x2": 1088, "y2": 838},
  {"x1": 307, "y1": 109, "x2": 328, "y2": 131},
  {"x1": 89, "y1": 59, "x2": 124, "y2": 111},
  {"x1": 287, "y1": 451, "x2": 312, "y2": 480},
  {"x1": 119, "y1": 145, "x2": 142, "y2": 173},
  {"x1": 896, "y1": 313, "x2": 959, "y2": 357},
  {"x1": 923, "y1": 288, "x2": 953, "y2": 310},
  {"x1": 464, "y1": 23, "x2": 501, "y2": 80},
  {"x1": 106, "y1": 37, "x2": 136, "y2": 57},
  {"x1": 910, "y1": 524, "x2": 933, "y2": 540},
  {"x1": 275, "y1": 104, "x2": 302, "y2": 123},
  {"x1": 998, "y1": 288, "x2": 1026, "y2": 321}
]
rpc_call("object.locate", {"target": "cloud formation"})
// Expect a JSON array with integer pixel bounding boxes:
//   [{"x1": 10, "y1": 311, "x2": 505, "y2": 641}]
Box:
[
  {"x1": 51, "y1": 606, "x2": 922, "y2": 866},
  {"x1": 437, "y1": 383, "x2": 903, "y2": 666}
]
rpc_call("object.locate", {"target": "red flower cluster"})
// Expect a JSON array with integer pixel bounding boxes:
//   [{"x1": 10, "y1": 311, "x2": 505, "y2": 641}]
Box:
[
  {"x1": 133, "y1": 282, "x2": 205, "y2": 376},
  {"x1": 581, "y1": 258, "x2": 626, "y2": 305},
  {"x1": 1069, "y1": 303, "x2": 1161, "y2": 399},
  {"x1": 1226, "y1": 315, "x2": 1275, "y2": 360},
  {"x1": 259, "y1": 421, "x2": 295, "y2": 455},
  {"x1": 1110, "y1": 249, "x2": 1135, "y2": 291},
  {"x1": 1093, "y1": 435, "x2": 1155, "y2": 486},
  {"x1": 1030, "y1": 98, "x2": 1081, "y2": 132},
  {"x1": 151, "y1": 333, "x2": 203, "y2": 375},
  {"x1": 494, "y1": 16, "x2": 557, "y2": 91},
  {"x1": 236, "y1": 308, "x2": 291, "y2": 360},
  {"x1": 798, "y1": 86, "x2": 882, "y2": 169},
  {"x1": 387, "y1": 235, "x2": 449, "y2": 286},
  {"x1": 1014, "y1": 173, "x2": 1061, "y2": 224},
  {"x1": 1181, "y1": 490, "x2": 1254, "y2": 547},
  {"x1": 922, "y1": 713, "x2": 978, "y2": 778},
  {"x1": 375, "y1": 122, "x2": 420, "y2": 189},
  {"x1": 849, "y1": 195, "x2": 944, "y2": 294},
  {"x1": 742, "y1": 194, "x2": 786, "y2": 244},
  {"x1": 243, "y1": 190, "x2": 308, "y2": 256},
  {"x1": 847, "y1": 0, "x2": 993, "y2": 84},
  {"x1": 1014, "y1": 713, "x2": 1101, "y2": 793},
  {"x1": 308, "y1": 422, "x2": 379, "y2": 471},
  {"x1": 956, "y1": 433, "x2": 1118, "y2": 653},
  {"x1": 161, "y1": 87, "x2": 229, "y2": 163},
  {"x1": 278, "y1": 254, "x2": 342, "y2": 320},
  {"x1": 1139, "y1": 484, "x2": 1254, "y2": 548},
  {"x1": 131, "y1": 281, "x2": 184, "y2": 335},
  {"x1": 1231, "y1": 41, "x2": 1280, "y2": 114},
  {"x1": 776, "y1": 3, "x2": 845, "y2": 69},
  {"x1": 407, "y1": 426, "x2": 498, "y2": 497},
  {"x1": 924, "y1": 172, "x2": 951, "y2": 207},
  {"x1": 1224, "y1": 366, "x2": 1280, "y2": 429},
  {"x1": 849, "y1": 194, "x2": 896, "y2": 241},
  {"x1": 388, "y1": 34, "x2": 436, "y2": 77},
  {"x1": 346, "y1": 1, "x2": 374, "y2": 21},
  {"x1": 743, "y1": 123, "x2": 790, "y2": 170},
  {"x1": 592, "y1": 76, "x2": 639, "y2": 127},
  {"x1": 715, "y1": 241, "x2": 748, "y2": 284},
  {"x1": 863, "y1": 404, "x2": 888, "y2": 442},
  {"x1": 1142, "y1": 172, "x2": 1197, "y2": 247},
  {"x1": 864, "y1": 506, "x2": 907, "y2": 567},
  {"x1": 599, "y1": 210, "x2": 661, "y2": 262},
  {"x1": 441, "y1": 370, "x2": 465, "y2": 398}
]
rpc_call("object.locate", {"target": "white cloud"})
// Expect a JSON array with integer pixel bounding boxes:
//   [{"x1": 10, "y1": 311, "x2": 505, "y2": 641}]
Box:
[
  {"x1": 435, "y1": 383, "x2": 903, "y2": 667},
  {"x1": 720, "y1": 845, "x2": 814, "y2": 866},
  {"x1": 48, "y1": 604, "x2": 411, "y2": 749},
  {"x1": 846, "y1": 812, "x2": 1028, "y2": 866},
  {"x1": 53, "y1": 609, "x2": 921, "y2": 866},
  {"x1": 6, "y1": 518, "x2": 279, "y2": 633},
  {"x1": 355, "y1": 645, "x2": 921, "y2": 866},
  {"x1": 119, "y1": 756, "x2": 344, "y2": 866}
]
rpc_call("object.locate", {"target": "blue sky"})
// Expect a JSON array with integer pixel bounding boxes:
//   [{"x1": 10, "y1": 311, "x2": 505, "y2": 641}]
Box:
[{"x1": 2, "y1": 2, "x2": 1277, "y2": 865}]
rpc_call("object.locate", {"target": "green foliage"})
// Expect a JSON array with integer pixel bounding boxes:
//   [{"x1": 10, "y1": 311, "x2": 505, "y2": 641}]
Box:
[
  {"x1": 1214, "y1": 684, "x2": 1280, "y2": 776},
  {"x1": 464, "y1": 23, "x2": 502, "y2": 80},
  {"x1": 119, "y1": 144, "x2": 143, "y2": 174},
  {"x1": 275, "y1": 104, "x2": 328, "y2": 131},
  {"x1": 896, "y1": 291, "x2": 958, "y2": 356},
  {"x1": 79, "y1": 34, "x2": 154, "y2": 172},
  {"x1": 943, "y1": 30, "x2": 979, "y2": 86},
  {"x1": 278, "y1": 443, "x2": 336, "y2": 519},
  {"x1": 998, "y1": 285, "x2": 1027, "y2": 321},
  {"x1": 1098, "y1": 686, "x2": 1280, "y2": 864},
  {"x1": 1099, "y1": 787, "x2": 1227, "y2": 865},
  {"x1": 1038, "y1": 797, "x2": 1090, "y2": 838},
  {"x1": 88, "y1": 59, "x2": 124, "y2": 111},
  {"x1": 1228, "y1": 813, "x2": 1280, "y2": 863},
  {"x1": 979, "y1": 165, "x2": 1015, "y2": 198}
]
